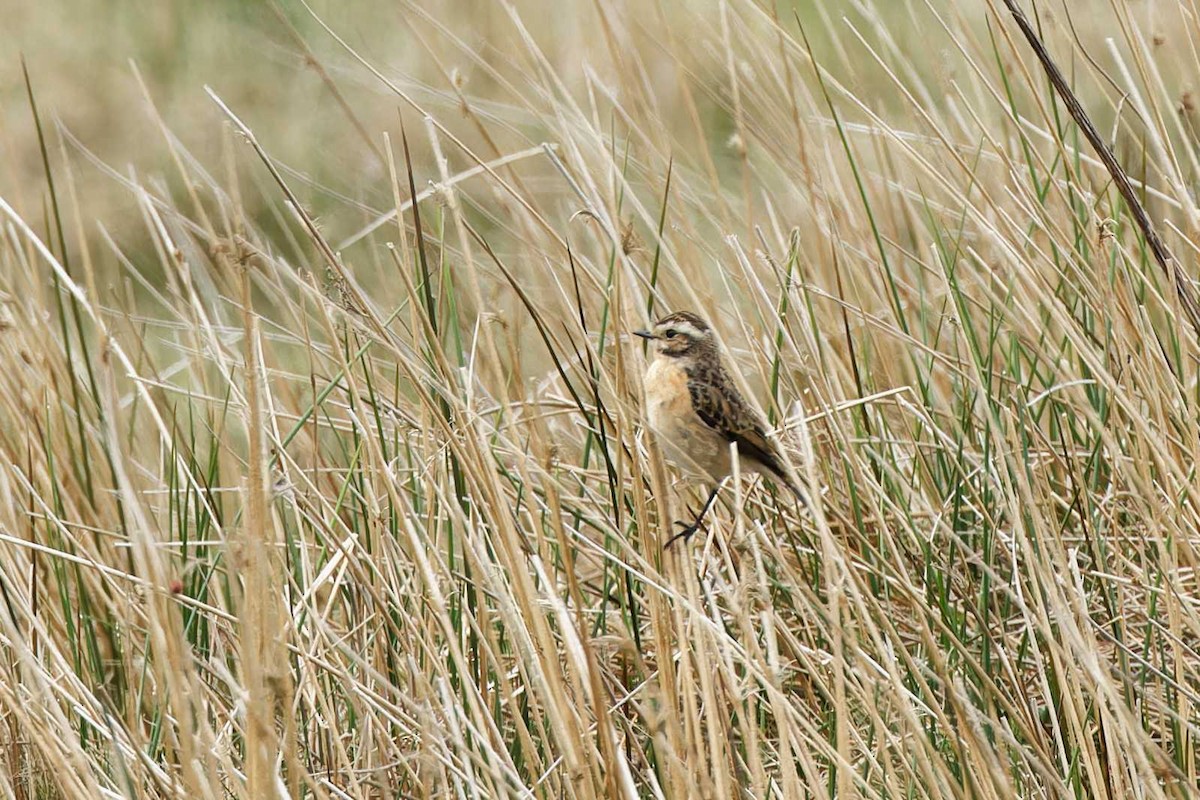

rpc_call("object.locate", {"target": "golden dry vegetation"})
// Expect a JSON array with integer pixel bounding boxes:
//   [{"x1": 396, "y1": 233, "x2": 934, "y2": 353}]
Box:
[{"x1": 2, "y1": 0, "x2": 1200, "y2": 797}]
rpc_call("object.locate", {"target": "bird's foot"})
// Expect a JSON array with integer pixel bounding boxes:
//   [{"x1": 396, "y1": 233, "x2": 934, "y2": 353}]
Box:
[{"x1": 664, "y1": 519, "x2": 705, "y2": 549}]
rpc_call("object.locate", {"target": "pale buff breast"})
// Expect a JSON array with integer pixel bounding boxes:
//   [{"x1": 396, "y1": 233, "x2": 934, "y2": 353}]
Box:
[{"x1": 644, "y1": 356, "x2": 730, "y2": 481}]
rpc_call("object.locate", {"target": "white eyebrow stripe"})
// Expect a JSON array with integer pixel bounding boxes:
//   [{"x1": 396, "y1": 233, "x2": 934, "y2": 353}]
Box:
[{"x1": 669, "y1": 321, "x2": 706, "y2": 339}]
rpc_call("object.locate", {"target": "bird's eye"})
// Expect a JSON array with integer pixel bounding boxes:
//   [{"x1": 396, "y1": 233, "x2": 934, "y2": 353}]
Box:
[{"x1": 664, "y1": 328, "x2": 678, "y2": 338}]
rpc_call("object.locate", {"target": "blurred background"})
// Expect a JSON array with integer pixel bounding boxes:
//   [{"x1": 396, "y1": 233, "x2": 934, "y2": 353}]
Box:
[
  {"x1": 4, "y1": 0, "x2": 1193, "y2": 273},
  {"x1": 3, "y1": 0, "x2": 991, "y2": 254}
]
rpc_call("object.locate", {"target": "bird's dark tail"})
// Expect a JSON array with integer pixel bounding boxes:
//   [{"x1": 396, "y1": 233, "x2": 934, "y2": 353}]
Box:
[
  {"x1": 782, "y1": 477, "x2": 809, "y2": 507},
  {"x1": 763, "y1": 461, "x2": 808, "y2": 507},
  {"x1": 756, "y1": 456, "x2": 808, "y2": 508}
]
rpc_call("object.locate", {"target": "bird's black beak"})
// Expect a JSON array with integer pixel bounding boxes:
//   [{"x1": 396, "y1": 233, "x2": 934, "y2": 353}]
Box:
[{"x1": 633, "y1": 329, "x2": 655, "y2": 340}]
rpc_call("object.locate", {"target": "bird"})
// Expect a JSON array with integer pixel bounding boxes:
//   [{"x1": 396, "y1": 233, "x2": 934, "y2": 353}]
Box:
[{"x1": 635, "y1": 310, "x2": 807, "y2": 546}]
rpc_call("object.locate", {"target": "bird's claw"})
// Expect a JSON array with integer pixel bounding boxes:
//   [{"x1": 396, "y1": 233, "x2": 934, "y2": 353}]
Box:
[{"x1": 664, "y1": 519, "x2": 704, "y2": 549}]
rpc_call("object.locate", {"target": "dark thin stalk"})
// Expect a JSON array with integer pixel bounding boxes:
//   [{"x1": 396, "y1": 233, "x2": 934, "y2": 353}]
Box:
[{"x1": 1000, "y1": 0, "x2": 1200, "y2": 339}]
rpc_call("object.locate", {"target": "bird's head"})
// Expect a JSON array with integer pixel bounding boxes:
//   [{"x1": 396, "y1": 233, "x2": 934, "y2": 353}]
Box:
[{"x1": 634, "y1": 311, "x2": 714, "y2": 359}]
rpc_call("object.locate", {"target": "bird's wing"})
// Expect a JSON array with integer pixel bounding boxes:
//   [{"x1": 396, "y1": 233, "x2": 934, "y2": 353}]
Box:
[{"x1": 686, "y1": 363, "x2": 787, "y2": 478}]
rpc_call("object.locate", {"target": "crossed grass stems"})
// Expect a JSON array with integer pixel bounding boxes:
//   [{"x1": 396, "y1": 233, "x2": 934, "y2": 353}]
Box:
[{"x1": 2, "y1": 0, "x2": 1200, "y2": 797}]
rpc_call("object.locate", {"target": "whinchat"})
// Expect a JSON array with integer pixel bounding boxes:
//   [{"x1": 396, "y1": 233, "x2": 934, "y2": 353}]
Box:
[{"x1": 636, "y1": 311, "x2": 807, "y2": 545}]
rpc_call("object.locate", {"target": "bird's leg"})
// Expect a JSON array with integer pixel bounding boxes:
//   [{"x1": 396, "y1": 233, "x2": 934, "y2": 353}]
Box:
[{"x1": 665, "y1": 485, "x2": 721, "y2": 548}]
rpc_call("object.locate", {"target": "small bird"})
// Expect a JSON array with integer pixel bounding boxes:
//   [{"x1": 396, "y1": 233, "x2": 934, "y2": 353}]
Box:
[{"x1": 635, "y1": 310, "x2": 807, "y2": 546}]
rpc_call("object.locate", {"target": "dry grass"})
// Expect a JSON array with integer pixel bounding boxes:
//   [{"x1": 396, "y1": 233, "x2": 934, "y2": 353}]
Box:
[{"x1": 2, "y1": 0, "x2": 1200, "y2": 797}]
